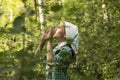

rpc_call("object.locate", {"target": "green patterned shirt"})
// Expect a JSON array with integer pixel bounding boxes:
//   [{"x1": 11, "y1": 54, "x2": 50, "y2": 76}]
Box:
[{"x1": 48, "y1": 44, "x2": 72, "y2": 80}]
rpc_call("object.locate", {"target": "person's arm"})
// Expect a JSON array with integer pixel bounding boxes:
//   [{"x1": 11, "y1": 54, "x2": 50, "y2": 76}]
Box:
[
  {"x1": 46, "y1": 27, "x2": 55, "y2": 61},
  {"x1": 47, "y1": 40, "x2": 54, "y2": 60},
  {"x1": 35, "y1": 27, "x2": 56, "y2": 56},
  {"x1": 35, "y1": 35, "x2": 46, "y2": 55}
]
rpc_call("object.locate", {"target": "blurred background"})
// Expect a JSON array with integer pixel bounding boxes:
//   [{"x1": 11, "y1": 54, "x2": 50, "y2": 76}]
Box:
[{"x1": 0, "y1": 0, "x2": 120, "y2": 80}]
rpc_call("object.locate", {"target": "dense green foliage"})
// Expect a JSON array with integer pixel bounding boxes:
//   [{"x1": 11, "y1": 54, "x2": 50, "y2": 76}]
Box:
[{"x1": 0, "y1": 0, "x2": 120, "y2": 80}]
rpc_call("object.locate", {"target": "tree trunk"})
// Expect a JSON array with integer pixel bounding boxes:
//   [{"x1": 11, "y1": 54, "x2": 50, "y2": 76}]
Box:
[
  {"x1": 35, "y1": 0, "x2": 46, "y2": 55},
  {"x1": 38, "y1": 0, "x2": 46, "y2": 33},
  {"x1": 17, "y1": 1, "x2": 27, "y2": 80},
  {"x1": 34, "y1": 0, "x2": 38, "y2": 21},
  {"x1": 9, "y1": 0, "x2": 12, "y2": 22},
  {"x1": 38, "y1": 1, "x2": 49, "y2": 79},
  {"x1": 102, "y1": 3, "x2": 109, "y2": 31},
  {"x1": 61, "y1": 0, "x2": 65, "y2": 21}
]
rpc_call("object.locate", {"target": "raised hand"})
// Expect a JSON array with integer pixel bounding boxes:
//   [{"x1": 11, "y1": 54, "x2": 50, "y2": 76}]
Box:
[
  {"x1": 47, "y1": 27, "x2": 56, "y2": 40},
  {"x1": 35, "y1": 27, "x2": 56, "y2": 55}
]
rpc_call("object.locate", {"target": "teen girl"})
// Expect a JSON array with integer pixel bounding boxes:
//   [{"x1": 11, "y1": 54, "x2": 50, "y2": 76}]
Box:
[{"x1": 44, "y1": 22, "x2": 79, "y2": 80}]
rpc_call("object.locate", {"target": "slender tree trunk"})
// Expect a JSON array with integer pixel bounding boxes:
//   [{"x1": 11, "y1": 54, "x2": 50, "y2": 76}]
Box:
[
  {"x1": 35, "y1": 0, "x2": 47, "y2": 55},
  {"x1": 17, "y1": 1, "x2": 27, "y2": 80},
  {"x1": 102, "y1": 2, "x2": 109, "y2": 31},
  {"x1": 38, "y1": 0, "x2": 46, "y2": 33},
  {"x1": 9, "y1": 0, "x2": 12, "y2": 22},
  {"x1": 34, "y1": 0, "x2": 38, "y2": 21},
  {"x1": 38, "y1": 1, "x2": 47, "y2": 80},
  {"x1": 61, "y1": 0, "x2": 65, "y2": 21},
  {"x1": 35, "y1": 0, "x2": 46, "y2": 55}
]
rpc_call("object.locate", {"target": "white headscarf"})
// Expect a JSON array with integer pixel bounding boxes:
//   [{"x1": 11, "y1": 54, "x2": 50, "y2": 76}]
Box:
[{"x1": 64, "y1": 21, "x2": 79, "y2": 54}]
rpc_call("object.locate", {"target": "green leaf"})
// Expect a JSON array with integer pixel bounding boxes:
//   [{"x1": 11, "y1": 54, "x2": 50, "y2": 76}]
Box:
[
  {"x1": 22, "y1": 0, "x2": 27, "y2": 3},
  {"x1": 0, "y1": 12, "x2": 3, "y2": 16},
  {"x1": 12, "y1": 15, "x2": 25, "y2": 33},
  {"x1": 50, "y1": 3, "x2": 63, "y2": 12},
  {"x1": 0, "y1": 8, "x2": 4, "y2": 16}
]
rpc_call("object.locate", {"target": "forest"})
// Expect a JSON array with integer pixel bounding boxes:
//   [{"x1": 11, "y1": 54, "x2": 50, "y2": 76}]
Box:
[{"x1": 0, "y1": 0, "x2": 120, "y2": 80}]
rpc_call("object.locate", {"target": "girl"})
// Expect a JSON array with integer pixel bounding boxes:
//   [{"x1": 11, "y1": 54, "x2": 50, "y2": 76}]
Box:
[{"x1": 44, "y1": 21, "x2": 79, "y2": 80}]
